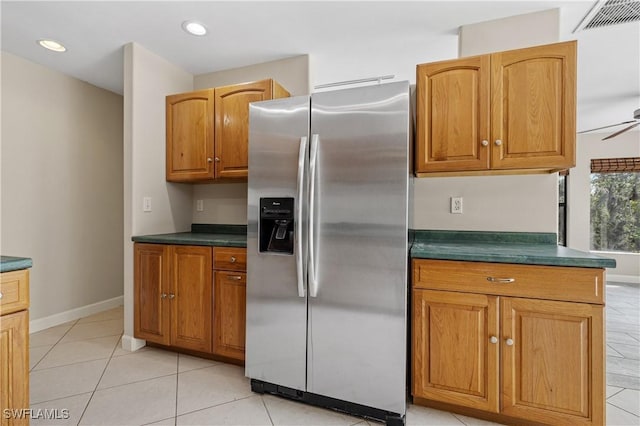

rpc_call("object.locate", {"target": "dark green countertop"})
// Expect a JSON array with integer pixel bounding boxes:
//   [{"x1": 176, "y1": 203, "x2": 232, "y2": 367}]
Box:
[
  {"x1": 0, "y1": 256, "x2": 33, "y2": 273},
  {"x1": 410, "y1": 230, "x2": 616, "y2": 269},
  {"x1": 132, "y1": 224, "x2": 247, "y2": 248}
]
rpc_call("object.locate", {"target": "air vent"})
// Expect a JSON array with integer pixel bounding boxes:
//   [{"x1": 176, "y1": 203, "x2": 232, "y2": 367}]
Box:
[{"x1": 583, "y1": 0, "x2": 640, "y2": 30}]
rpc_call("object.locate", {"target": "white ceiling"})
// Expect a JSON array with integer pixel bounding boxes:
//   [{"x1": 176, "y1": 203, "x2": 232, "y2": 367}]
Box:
[{"x1": 2, "y1": 1, "x2": 639, "y2": 133}]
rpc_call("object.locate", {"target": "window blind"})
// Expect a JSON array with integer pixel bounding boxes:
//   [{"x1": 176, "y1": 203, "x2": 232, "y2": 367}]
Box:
[{"x1": 591, "y1": 157, "x2": 640, "y2": 173}]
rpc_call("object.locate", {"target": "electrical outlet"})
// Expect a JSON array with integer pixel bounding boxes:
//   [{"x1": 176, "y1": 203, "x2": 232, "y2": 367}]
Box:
[
  {"x1": 143, "y1": 197, "x2": 152, "y2": 212},
  {"x1": 196, "y1": 199, "x2": 204, "y2": 212},
  {"x1": 451, "y1": 197, "x2": 463, "y2": 214}
]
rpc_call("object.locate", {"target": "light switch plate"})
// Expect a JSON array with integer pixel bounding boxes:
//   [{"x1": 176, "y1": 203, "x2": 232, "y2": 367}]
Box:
[
  {"x1": 196, "y1": 200, "x2": 204, "y2": 212},
  {"x1": 143, "y1": 197, "x2": 152, "y2": 212}
]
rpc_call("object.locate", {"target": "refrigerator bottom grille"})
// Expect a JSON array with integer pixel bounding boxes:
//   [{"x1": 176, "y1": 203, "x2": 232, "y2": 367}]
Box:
[{"x1": 250, "y1": 379, "x2": 405, "y2": 426}]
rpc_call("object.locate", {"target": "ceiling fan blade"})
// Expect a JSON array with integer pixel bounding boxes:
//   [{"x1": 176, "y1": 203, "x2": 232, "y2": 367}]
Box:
[
  {"x1": 578, "y1": 120, "x2": 636, "y2": 134},
  {"x1": 602, "y1": 122, "x2": 640, "y2": 141}
]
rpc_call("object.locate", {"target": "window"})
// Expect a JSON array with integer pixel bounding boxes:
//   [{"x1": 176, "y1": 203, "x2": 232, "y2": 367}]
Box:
[
  {"x1": 558, "y1": 171, "x2": 568, "y2": 246},
  {"x1": 590, "y1": 157, "x2": 640, "y2": 253}
]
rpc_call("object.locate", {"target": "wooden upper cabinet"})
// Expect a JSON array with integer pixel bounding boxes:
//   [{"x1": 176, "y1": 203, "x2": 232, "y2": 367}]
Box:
[
  {"x1": 166, "y1": 79, "x2": 289, "y2": 182},
  {"x1": 416, "y1": 56, "x2": 490, "y2": 173},
  {"x1": 215, "y1": 80, "x2": 288, "y2": 179},
  {"x1": 415, "y1": 41, "x2": 576, "y2": 176},
  {"x1": 491, "y1": 42, "x2": 576, "y2": 170},
  {"x1": 166, "y1": 89, "x2": 215, "y2": 182}
]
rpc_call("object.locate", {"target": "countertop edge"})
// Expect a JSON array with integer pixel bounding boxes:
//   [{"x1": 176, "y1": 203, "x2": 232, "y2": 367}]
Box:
[{"x1": 0, "y1": 256, "x2": 33, "y2": 273}]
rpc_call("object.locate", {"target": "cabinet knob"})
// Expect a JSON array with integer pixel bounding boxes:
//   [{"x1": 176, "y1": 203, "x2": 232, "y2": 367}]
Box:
[
  {"x1": 168, "y1": 293, "x2": 175, "y2": 299},
  {"x1": 481, "y1": 140, "x2": 489, "y2": 147},
  {"x1": 505, "y1": 338, "x2": 514, "y2": 346},
  {"x1": 207, "y1": 157, "x2": 213, "y2": 163},
  {"x1": 230, "y1": 256, "x2": 236, "y2": 263},
  {"x1": 494, "y1": 139, "x2": 502, "y2": 146},
  {"x1": 0, "y1": 292, "x2": 3, "y2": 299},
  {"x1": 215, "y1": 157, "x2": 220, "y2": 162},
  {"x1": 160, "y1": 293, "x2": 167, "y2": 299},
  {"x1": 490, "y1": 336, "x2": 498, "y2": 344}
]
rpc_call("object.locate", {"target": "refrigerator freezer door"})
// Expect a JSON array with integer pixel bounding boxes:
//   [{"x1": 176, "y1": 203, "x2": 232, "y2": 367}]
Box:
[
  {"x1": 307, "y1": 82, "x2": 410, "y2": 415},
  {"x1": 246, "y1": 96, "x2": 310, "y2": 391}
]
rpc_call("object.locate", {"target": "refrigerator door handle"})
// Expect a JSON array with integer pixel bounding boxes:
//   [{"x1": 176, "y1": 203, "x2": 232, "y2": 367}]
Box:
[
  {"x1": 295, "y1": 136, "x2": 308, "y2": 298},
  {"x1": 309, "y1": 133, "x2": 319, "y2": 298}
]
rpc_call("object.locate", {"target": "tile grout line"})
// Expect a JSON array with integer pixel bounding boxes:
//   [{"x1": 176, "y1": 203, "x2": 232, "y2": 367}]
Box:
[
  {"x1": 261, "y1": 395, "x2": 275, "y2": 426},
  {"x1": 607, "y1": 400, "x2": 640, "y2": 418},
  {"x1": 175, "y1": 353, "x2": 180, "y2": 426},
  {"x1": 76, "y1": 332, "x2": 123, "y2": 425},
  {"x1": 607, "y1": 387, "x2": 626, "y2": 400},
  {"x1": 30, "y1": 318, "x2": 80, "y2": 371},
  {"x1": 176, "y1": 394, "x2": 256, "y2": 420},
  {"x1": 451, "y1": 413, "x2": 470, "y2": 425}
]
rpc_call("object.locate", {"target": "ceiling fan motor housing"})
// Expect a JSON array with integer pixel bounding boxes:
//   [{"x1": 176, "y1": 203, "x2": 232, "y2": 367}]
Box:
[{"x1": 634, "y1": 108, "x2": 640, "y2": 120}]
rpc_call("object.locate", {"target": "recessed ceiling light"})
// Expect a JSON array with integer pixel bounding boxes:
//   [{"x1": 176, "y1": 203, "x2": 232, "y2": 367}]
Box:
[
  {"x1": 182, "y1": 20, "x2": 207, "y2": 36},
  {"x1": 38, "y1": 39, "x2": 66, "y2": 52}
]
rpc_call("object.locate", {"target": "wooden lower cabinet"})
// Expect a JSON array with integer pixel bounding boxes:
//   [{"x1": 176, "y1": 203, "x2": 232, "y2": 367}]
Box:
[
  {"x1": 134, "y1": 243, "x2": 247, "y2": 362},
  {"x1": 0, "y1": 310, "x2": 29, "y2": 426},
  {"x1": 134, "y1": 243, "x2": 212, "y2": 352},
  {"x1": 212, "y1": 247, "x2": 247, "y2": 362},
  {"x1": 413, "y1": 289, "x2": 499, "y2": 413},
  {"x1": 412, "y1": 259, "x2": 604, "y2": 425},
  {"x1": 213, "y1": 271, "x2": 246, "y2": 360}
]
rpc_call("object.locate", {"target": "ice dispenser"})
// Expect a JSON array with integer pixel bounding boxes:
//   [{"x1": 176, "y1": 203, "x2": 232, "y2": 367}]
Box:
[{"x1": 259, "y1": 198, "x2": 294, "y2": 254}]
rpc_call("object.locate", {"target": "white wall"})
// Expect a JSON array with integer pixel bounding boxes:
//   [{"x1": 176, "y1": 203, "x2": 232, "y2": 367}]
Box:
[
  {"x1": 191, "y1": 56, "x2": 310, "y2": 225},
  {"x1": 1, "y1": 51, "x2": 124, "y2": 322},
  {"x1": 568, "y1": 131, "x2": 640, "y2": 282},
  {"x1": 122, "y1": 43, "x2": 194, "y2": 349},
  {"x1": 459, "y1": 9, "x2": 561, "y2": 57}
]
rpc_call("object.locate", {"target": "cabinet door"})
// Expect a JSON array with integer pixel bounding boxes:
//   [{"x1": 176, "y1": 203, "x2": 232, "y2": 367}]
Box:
[
  {"x1": 501, "y1": 297, "x2": 604, "y2": 425},
  {"x1": 416, "y1": 56, "x2": 490, "y2": 173},
  {"x1": 213, "y1": 271, "x2": 246, "y2": 361},
  {"x1": 134, "y1": 243, "x2": 170, "y2": 345},
  {"x1": 413, "y1": 289, "x2": 499, "y2": 412},
  {"x1": 214, "y1": 80, "x2": 273, "y2": 179},
  {"x1": 491, "y1": 41, "x2": 576, "y2": 170},
  {"x1": 170, "y1": 246, "x2": 213, "y2": 352},
  {"x1": 0, "y1": 310, "x2": 29, "y2": 426},
  {"x1": 166, "y1": 89, "x2": 215, "y2": 182}
]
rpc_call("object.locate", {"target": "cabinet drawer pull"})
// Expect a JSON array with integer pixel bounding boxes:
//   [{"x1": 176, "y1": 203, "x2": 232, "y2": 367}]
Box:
[
  {"x1": 229, "y1": 275, "x2": 243, "y2": 280},
  {"x1": 230, "y1": 256, "x2": 236, "y2": 263},
  {"x1": 490, "y1": 336, "x2": 498, "y2": 344},
  {"x1": 505, "y1": 338, "x2": 514, "y2": 346},
  {"x1": 487, "y1": 277, "x2": 515, "y2": 283}
]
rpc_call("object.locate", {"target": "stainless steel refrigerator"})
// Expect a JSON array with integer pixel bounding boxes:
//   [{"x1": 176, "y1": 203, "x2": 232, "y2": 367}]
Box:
[{"x1": 246, "y1": 81, "x2": 410, "y2": 425}]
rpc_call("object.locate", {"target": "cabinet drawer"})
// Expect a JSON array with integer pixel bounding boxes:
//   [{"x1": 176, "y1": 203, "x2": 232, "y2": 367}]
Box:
[
  {"x1": 0, "y1": 269, "x2": 29, "y2": 315},
  {"x1": 413, "y1": 259, "x2": 604, "y2": 304},
  {"x1": 213, "y1": 247, "x2": 247, "y2": 271}
]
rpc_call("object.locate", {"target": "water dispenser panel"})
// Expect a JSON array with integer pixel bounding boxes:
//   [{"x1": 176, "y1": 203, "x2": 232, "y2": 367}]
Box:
[{"x1": 259, "y1": 198, "x2": 294, "y2": 254}]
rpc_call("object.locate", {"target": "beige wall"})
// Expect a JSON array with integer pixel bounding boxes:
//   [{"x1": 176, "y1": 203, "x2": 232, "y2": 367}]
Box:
[
  {"x1": 568, "y1": 131, "x2": 640, "y2": 281},
  {"x1": 122, "y1": 43, "x2": 194, "y2": 349},
  {"x1": 1, "y1": 51, "x2": 124, "y2": 321}
]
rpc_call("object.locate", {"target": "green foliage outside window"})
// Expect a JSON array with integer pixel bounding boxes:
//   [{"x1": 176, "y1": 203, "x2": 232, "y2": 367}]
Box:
[{"x1": 590, "y1": 172, "x2": 640, "y2": 253}]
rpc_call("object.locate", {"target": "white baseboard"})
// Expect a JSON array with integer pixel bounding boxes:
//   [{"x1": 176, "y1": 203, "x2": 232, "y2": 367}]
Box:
[
  {"x1": 607, "y1": 274, "x2": 640, "y2": 284},
  {"x1": 121, "y1": 334, "x2": 146, "y2": 352},
  {"x1": 30, "y1": 296, "x2": 124, "y2": 333}
]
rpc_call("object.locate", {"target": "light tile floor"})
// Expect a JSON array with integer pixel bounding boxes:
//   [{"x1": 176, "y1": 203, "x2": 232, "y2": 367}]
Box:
[{"x1": 29, "y1": 282, "x2": 639, "y2": 425}]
